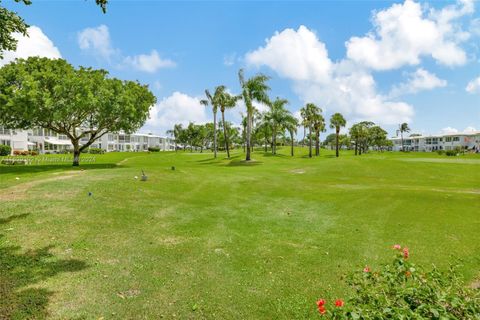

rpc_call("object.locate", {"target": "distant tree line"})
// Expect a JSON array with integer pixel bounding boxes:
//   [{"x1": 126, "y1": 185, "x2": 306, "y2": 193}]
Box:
[{"x1": 168, "y1": 69, "x2": 395, "y2": 159}]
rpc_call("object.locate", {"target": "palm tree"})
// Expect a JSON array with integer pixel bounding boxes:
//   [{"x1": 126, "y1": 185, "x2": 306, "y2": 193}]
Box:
[
  {"x1": 300, "y1": 103, "x2": 323, "y2": 157},
  {"x1": 238, "y1": 69, "x2": 270, "y2": 161},
  {"x1": 284, "y1": 114, "x2": 298, "y2": 156},
  {"x1": 399, "y1": 122, "x2": 410, "y2": 152},
  {"x1": 313, "y1": 113, "x2": 325, "y2": 156},
  {"x1": 216, "y1": 86, "x2": 240, "y2": 158},
  {"x1": 166, "y1": 123, "x2": 183, "y2": 152},
  {"x1": 201, "y1": 88, "x2": 220, "y2": 158},
  {"x1": 268, "y1": 97, "x2": 289, "y2": 155},
  {"x1": 329, "y1": 113, "x2": 346, "y2": 157}
]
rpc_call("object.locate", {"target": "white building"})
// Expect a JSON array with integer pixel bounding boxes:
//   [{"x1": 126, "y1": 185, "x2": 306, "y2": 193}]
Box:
[
  {"x1": 0, "y1": 126, "x2": 174, "y2": 154},
  {"x1": 390, "y1": 131, "x2": 480, "y2": 152}
]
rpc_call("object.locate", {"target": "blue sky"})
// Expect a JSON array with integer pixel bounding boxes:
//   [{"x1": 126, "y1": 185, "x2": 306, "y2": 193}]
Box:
[{"x1": 2, "y1": 0, "x2": 480, "y2": 137}]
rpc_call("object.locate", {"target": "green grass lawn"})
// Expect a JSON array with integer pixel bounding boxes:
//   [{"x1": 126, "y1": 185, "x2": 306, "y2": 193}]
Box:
[{"x1": 1, "y1": 148, "x2": 479, "y2": 319}]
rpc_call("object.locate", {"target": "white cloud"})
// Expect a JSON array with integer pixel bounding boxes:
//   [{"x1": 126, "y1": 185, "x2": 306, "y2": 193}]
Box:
[
  {"x1": 78, "y1": 25, "x2": 174, "y2": 73},
  {"x1": 346, "y1": 0, "x2": 472, "y2": 70},
  {"x1": 441, "y1": 126, "x2": 459, "y2": 134},
  {"x1": 145, "y1": 92, "x2": 209, "y2": 135},
  {"x1": 466, "y1": 76, "x2": 480, "y2": 93},
  {"x1": 463, "y1": 126, "x2": 477, "y2": 132},
  {"x1": 440, "y1": 126, "x2": 477, "y2": 134},
  {"x1": 223, "y1": 53, "x2": 237, "y2": 66},
  {"x1": 390, "y1": 68, "x2": 447, "y2": 97},
  {"x1": 0, "y1": 26, "x2": 61, "y2": 66},
  {"x1": 123, "y1": 50, "x2": 175, "y2": 73},
  {"x1": 77, "y1": 25, "x2": 116, "y2": 60},
  {"x1": 245, "y1": 26, "x2": 414, "y2": 125},
  {"x1": 246, "y1": 25, "x2": 332, "y2": 83}
]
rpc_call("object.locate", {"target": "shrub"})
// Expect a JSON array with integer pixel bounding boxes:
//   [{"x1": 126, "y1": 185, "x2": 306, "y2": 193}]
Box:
[
  {"x1": 446, "y1": 150, "x2": 458, "y2": 156},
  {"x1": 12, "y1": 150, "x2": 29, "y2": 156},
  {"x1": 0, "y1": 144, "x2": 11, "y2": 156},
  {"x1": 316, "y1": 246, "x2": 480, "y2": 319},
  {"x1": 437, "y1": 150, "x2": 445, "y2": 155},
  {"x1": 88, "y1": 147, "x2": 105, "y2": 154},
  {"x1": 148, "y1": 146, "x2": 160, "y2": 152}
]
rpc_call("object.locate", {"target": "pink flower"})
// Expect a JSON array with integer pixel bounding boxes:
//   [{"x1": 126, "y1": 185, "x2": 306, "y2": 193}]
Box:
[
  {"x1": 335, "y1": 299, "x2": 344, "y2": 307},
  {"x1": 363, "y1": 266, "x2": 370, "y2": 273},
  {"x1": 393, "y1": 244, "x2": 401, "y2": 250},
  {"x1": 403, "y1": 247, "x2": 409, "y2": 259}
]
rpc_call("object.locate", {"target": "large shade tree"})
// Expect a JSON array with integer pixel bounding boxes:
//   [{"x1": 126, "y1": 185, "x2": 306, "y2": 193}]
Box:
[
  {"x1": 0, "y1": 57, "x2": 155, "y2": 166},
  {"x1": 238, "y1": 69, "x2": 270, "y2": 161},
  {"x1": 0, "y1": 0, "x2": 107, "y2": 58},
  {"x1": 329, "y1": 112, "x2": 346, "y2": 157}
]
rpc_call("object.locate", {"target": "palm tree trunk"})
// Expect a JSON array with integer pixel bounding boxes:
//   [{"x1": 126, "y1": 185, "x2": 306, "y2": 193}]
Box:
[
  {"x1": 303, "y1": 126, "x2": 306, "y2": 147},
  {"x1": 335, "y1": 128, "x2": 339, "y2": 157},
  {"x1": 315, "y1": 130, "x2": 320, "y2": 156},
  {"x1": 401, "y1": 131, "x2": 404, "y2": 152},
  {"x1": 221, "y1": 110, "x2": 230, "y2": 158},
  {"x1": 213, "y1": 110, "x2": 217, "y2": 158},
  {"x1": 264, "y1": 129, "x2": 268, "y2": 152},
  {"x1": 308, "y1": 126, "x2": 313, "y2": 158},
  {"x1": 290, "y1": 131, "x2": 294, "y2": 156},
  {"x1": 246, "y1": 109, "x2": 252, "y2": 161},
  {"x1": 272, "y1": 128, "x2": 275, "y2": 155}
]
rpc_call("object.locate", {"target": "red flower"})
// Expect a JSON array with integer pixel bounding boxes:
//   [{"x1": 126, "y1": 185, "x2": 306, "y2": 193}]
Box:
[
  {"x1": 335, "y1": 299, "x2": 344, "y2": 307},
  {"x1": 403, "y1": 247, "x2": 409, "y2": 259},
  {"x1": 318, "y1": 305, "x2": 326, "y2": 315},
  {"x1": 363, "y1": 266, "x2": 370, "y2": 273},
  {"x1": 316, "y1": 299, "x2": 326, "y2": 307},
  {"x1": 393, "y1": 244, "x2": 401, "y2": 250}
]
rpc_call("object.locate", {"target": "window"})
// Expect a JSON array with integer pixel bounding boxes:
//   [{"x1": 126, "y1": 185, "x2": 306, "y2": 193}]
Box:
[
  {"x1": 0, "y1": 139, "x2": 11, "y2": 146},
  {"x1": 445, "y1": 137, "x2": 452, "y2": 142},
  {"x1": 0, "y1": 127, "x2": 11, "y2": 135},
  {"x1": 453, "y1": 137, "x2": 460, "y2": 142}
]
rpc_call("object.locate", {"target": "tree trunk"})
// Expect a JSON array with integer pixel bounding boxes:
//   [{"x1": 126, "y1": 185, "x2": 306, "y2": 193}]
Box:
[
  {"x1": 73, "y1": 148, "x2": 80, "y2": 166},
  {"x1": 335, "y1": 128, "x2": 340, "y2": 157},
  {"x1": 264, "y1": 130, "x2": 268, "y2": 152},
  {"x1": 71, "y1": 139, "x2": 80, "y2": 166},
  {"x1": 290, "y1": 131, "x2": 294, "y2": 156},
  {"x1": 302, "y1": 126, "x2": 306, "y2": 147},
  {"x1": 213, "y1": 111, "x2": 218, "y2": 158},
  {"x1": 401, "y1": 131, "x2": 404, "y2": 152},
  {"x1": 354, "y1": 138, "x2": 358, "y2": 155},
  {"x1": 315, "y1": 130, "x2": 320, "y2": 156},
  {"x1": 308, "y1": 126, "x2": 313, "y2": 158},
  {"x1": 246, "y1": 109, "x2": 252, "y2": 161},
  {"x1": 272, "y1": 128, "x2": 276, "y2": 155},
  {"x1": 221, "y1": 110, "x2": 230, "y2": 158}
]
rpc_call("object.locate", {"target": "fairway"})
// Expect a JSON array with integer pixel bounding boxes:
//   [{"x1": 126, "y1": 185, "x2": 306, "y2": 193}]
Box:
[{"x1": 1, "y1": 149, "x2": 479, "y2": 319}]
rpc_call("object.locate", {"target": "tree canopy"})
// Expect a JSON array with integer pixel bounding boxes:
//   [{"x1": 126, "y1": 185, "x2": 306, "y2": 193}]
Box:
[
  {"x1": 0, "y1": 57, "x2": 155, "y2": 165},
  {"x1": 0, "y1": 0, "x2": 107, "y2": 58}
]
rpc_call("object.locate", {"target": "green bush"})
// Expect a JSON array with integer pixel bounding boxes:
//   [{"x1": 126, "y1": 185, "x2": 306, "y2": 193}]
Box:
[
  {"x1": 88, "y1": 147, "x2": 105, "y2": 154},
  {"x1": 446, "y1": 150, "x2": 458, "y2": 156},
  {"x1": 148, "y1": 146, "x2": 160, "y2": 152},
  {"x1": 316, "y1": 246, "x2": 480, "y2": 319},
  {"x1": 437, "y1": 150, "x2": 445, "y2": 155},
  {"x1": 0, "y1": 144, "x2": 12, "y2": 156}
]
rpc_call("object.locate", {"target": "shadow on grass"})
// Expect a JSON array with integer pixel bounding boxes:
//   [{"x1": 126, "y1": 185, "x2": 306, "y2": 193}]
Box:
[
  {"x1": 0, "y1": 163, "x2": 119, "y2": 176},
  {"x1": 225, "y1": 159, "x2": 264, "y2": 167},
  {"x1": 0, "y1": 214, "x2": 87, "y2": 319}
]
